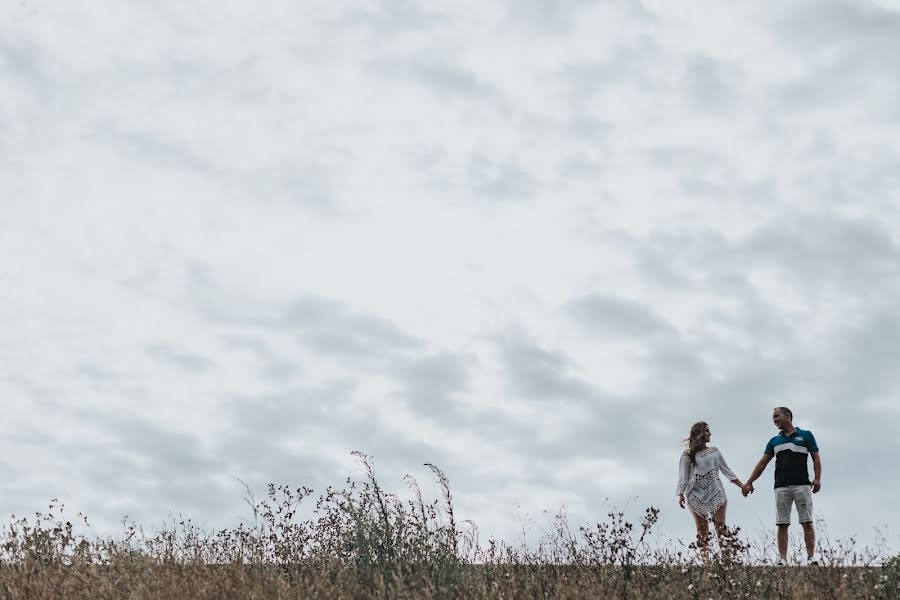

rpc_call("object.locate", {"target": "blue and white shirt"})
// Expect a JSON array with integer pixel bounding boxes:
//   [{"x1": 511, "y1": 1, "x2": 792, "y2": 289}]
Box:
[{"x1": 764, "y1": 427, "x2": 819, "y2": 488}]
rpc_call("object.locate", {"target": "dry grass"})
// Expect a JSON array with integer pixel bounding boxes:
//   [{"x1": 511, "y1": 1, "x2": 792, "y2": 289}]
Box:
[{"x1": 1, "y1": 453, "x2": 896, "y2": 599}]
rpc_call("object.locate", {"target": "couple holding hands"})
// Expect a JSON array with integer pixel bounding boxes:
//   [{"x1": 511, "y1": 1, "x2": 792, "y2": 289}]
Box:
[{"x1": 676, "y1": 407, "x2": 822, "y2": 565}]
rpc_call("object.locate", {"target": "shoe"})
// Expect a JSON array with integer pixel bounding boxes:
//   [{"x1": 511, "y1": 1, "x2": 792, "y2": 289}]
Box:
[
  {"x1": 776, "y1": 558, "x2": 787, "y2": 567},
  {"x1": 807, "y1": 556, "x2": 819, "y2": 566}
]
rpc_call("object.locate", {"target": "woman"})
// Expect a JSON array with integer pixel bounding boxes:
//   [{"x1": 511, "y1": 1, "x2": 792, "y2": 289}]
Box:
[{"x1": 676, "y1": 421, "x2": 744, "y2": 558}]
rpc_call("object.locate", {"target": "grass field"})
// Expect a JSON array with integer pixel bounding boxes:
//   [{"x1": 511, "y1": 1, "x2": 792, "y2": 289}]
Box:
[{"x1": 1, "y1": 454, "x2": 896, "y2": 599}]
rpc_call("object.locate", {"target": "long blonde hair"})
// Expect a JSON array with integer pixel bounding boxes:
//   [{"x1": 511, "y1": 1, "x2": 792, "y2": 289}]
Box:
[{"x1": 683, "y1": 421, "x2": 709, "y2": 465}]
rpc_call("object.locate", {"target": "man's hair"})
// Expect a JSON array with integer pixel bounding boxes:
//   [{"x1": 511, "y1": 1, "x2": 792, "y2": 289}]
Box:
[{"x1": 774, "y1": 406, "x2": 793, "y2": 420}]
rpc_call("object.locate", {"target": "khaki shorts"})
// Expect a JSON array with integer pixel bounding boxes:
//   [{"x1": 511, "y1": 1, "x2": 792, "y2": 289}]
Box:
[{"x1": 775, "y1": 485, "x2": 813, "y2": 525}]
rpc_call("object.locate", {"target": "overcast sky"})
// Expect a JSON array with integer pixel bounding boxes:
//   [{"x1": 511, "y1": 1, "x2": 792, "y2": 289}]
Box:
[{"x1": 2, "y1": 0, "x2": 900, "y2": 555}]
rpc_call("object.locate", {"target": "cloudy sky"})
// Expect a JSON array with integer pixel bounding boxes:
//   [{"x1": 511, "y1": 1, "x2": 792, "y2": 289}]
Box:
[{"x1": 2, "y1": 0, "x2": 900, "y2": 554}]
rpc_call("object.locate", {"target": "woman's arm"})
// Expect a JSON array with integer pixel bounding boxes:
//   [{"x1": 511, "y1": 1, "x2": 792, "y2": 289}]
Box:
[
  {"x1": 677, "y1": 453, "x2": 690, "y2": 509},
  {"x1": 676, "y1": 453, "x2": 691, "y2": 500},
  {"x1": 716, "y1": 449, "x2": 743, "y2": 487}
]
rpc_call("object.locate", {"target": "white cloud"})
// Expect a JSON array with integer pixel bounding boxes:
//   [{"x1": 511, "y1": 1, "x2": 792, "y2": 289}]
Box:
[{"x1": 2, "y1": 0, "x2": 899, "y2": 552}]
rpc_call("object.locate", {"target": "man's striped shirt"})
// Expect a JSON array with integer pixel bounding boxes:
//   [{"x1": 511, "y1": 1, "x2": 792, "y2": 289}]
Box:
[{"x1": 764, "y1": 427, "x2": 819, "y2": 488}]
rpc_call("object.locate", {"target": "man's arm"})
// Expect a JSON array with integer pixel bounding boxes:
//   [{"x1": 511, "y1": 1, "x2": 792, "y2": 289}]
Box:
[
  {"x1": 742, "y1": 454, "x2": 773, "y2": 496},
  {"x1": 810, "y1": 451, "x2": 821, "y2": 493}
]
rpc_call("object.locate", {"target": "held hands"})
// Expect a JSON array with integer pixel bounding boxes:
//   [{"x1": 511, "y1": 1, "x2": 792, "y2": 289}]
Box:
[{"x1": 741, "y1": 482, "x2": 755, "y2": 497}]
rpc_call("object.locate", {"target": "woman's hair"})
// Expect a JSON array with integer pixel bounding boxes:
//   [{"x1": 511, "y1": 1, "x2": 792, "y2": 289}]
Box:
[{"x1": 683, "y1": 421, "x2": 709, "y2": 465}]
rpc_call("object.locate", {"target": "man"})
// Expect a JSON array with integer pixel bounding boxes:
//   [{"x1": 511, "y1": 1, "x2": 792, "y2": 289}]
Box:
[{"x1": 742, "y1": 407, "x2": 822, "y2": 565}]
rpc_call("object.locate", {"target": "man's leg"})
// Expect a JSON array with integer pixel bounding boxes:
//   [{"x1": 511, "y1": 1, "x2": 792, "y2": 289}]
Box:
[
  {"x1": 795, "y1": 485, "x2": 816, "y2": 561},
  {"x1": 800, "y1": 522, "x2": 816, "y2": 559},
  {"x1": 777, "y1": 524, "x2": 789, "y2": 561},
  {"x1": 774, "y1": 488, "x2": 792, "y2": 562}
]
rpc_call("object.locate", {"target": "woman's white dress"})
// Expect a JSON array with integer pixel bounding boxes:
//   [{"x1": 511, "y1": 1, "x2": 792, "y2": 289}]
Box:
[{"x1": 676, "y1": 446, "x2": 737, "y2": 517}]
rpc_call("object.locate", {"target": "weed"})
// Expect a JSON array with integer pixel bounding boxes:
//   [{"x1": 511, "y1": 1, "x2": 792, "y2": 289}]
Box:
[{"x1": 0, "y1": 454, "x2": 892, "y2": 599}]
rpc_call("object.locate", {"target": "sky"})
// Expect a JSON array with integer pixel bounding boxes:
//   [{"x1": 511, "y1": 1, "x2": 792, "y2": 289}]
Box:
[{"x1": 2, "y1": 0, "x2": 900, "y2": 556}]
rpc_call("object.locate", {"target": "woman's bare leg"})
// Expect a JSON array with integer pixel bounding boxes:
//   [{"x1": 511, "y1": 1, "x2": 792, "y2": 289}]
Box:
[
  {"x1": 712, "y1": 502, "x2": 729, "y2": 558},
  {"x1": 690, "y1": 509, "x2": 710, "y2": 561}
]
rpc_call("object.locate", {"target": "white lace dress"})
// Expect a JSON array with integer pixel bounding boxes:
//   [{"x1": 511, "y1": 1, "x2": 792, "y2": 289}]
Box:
[{"x1": 676, "y1": 447, "x2": 737, "y2": 517}]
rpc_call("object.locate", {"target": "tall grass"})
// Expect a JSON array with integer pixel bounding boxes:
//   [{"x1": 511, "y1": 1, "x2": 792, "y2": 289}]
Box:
[{"x1": 0, "y1": 453, "x2": 897, "y2": 599}]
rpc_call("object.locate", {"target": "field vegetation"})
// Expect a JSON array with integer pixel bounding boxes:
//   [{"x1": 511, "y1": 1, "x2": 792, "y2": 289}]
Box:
[{"x1": 1, "y1": 453, "x2": 896, "y2": 599}]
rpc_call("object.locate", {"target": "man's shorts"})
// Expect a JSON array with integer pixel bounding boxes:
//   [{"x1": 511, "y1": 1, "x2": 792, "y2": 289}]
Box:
[{"x1": 775, "y1": 485, "x2": 813, "y2": 525}]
